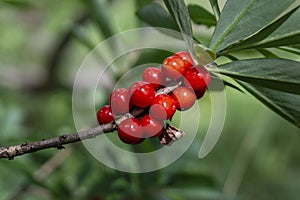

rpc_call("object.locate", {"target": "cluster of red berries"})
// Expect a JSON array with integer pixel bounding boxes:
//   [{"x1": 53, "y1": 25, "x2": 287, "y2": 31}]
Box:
[{"x1": 97, "y1": 51, "x2": 210, "y2": 145}]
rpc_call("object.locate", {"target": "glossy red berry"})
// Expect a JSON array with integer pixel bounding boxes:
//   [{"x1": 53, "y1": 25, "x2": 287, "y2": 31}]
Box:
[
  {"x1": 161, "y1": 56, "x2": 186, "y2": 80},
  {"x1": 129, "y1": 81, "x2": 155, "y2": 108},
  {"x1": 174, "y1": 51, "x2": 193, "y2": 69},
  {"x1": 184, "y1": 66, "x2": 210, "y2": 91},
  {"x1": 171, "y1": 86, "x2": 196, "y2": 111},
  {"x1": 150, "y1": 94, "x2": 176, "y2": 121},
  {"x1": 110, "y1": 88, "x2": 130, "y2": 115},
  {"x1": 195, "y1": 87, "x2": 206, "y2": 99},
  {"x1": 97, "y1": 105, "x2": 114, "y2": 125},
  {"x1": 142, "y1": 67, "x2": 164, "y2": 89},
  {"x1": 118, "y1": 118, "x2": 144, "y2": 144},
  {"x1": 140, "y1": 114, "x2": 164, "y2": 138}
]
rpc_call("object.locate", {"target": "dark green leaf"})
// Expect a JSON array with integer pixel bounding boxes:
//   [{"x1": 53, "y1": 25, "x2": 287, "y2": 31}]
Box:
[
  {"x1": 188, "y1": 4, "x2": 216, "y2": 27},
  {"x1": 210, "y1": 0, "x2": 295, "y2": 53},
  {"x1": 224, "y1": 6, "x2": 300, "y2": 52},
  {"x1": 163, "y1": 0, "x2": 194, "y2": 54},
  {"x1": 1, "y1": 0, "x2": 33, "y2": 9},
  {"x1": 217, "y1": 58, "x2": 300, "y2": 94},
  {"x1": 257, "y1": 49, "x2": 279, "y2": 58},
  {"x1": 238, "y1": 81, "x2": 300, "y2": 128},
  {"x1": 136, "y1": 3, "x2": 179, "y2": 31},
  {"x1": 135, "y1": 0, "x2": 152, "y2": 8},
  {"x1": 224, "y1": 54, "x2": 239, "y2": 61},
  {"x1": 209, "y1": 0, "x2": 221, "y2": 20}
]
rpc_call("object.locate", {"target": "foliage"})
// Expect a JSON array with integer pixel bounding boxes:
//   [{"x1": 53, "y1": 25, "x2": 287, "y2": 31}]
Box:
[
  {"x1": 137, "y1": 0, "x2": 300, "y2": 128},
  {"x1": 0, "y1": 0, "x2": 300, "y2": 200}
]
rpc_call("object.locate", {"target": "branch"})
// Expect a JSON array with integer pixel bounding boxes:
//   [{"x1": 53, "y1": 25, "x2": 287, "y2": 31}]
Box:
[
  {"x1": 0, "y1": 80, "x2": 184, "y2": 160},
  {"x1": 0, "y1": 124, "x2": 114, "y2": 160}
]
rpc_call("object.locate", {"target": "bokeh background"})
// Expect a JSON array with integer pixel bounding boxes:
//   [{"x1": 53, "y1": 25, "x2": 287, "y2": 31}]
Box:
[{"x1": 0, "y1": 0, "x2": 299, "y2": 199}]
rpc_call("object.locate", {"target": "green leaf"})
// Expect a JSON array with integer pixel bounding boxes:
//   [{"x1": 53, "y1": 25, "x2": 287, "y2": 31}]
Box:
[
  {"x1": 224, "y1": 80, "x2": 245, "y2": 93},
  {"x1": 163, "y1": 0, "x2": 194, "y2": 54},
  {"x1": 278, "y1": 45, "x2": 300, "y2": 55},
  {"x1": 188, "y1": 4, "x2": 216, "y2": 27},
  {"x1": 224, "y1": 54, "x2": 239, "y2": 61},
  {"x1": 217, "y1": 58, "x2": 300, "y2": 94},
  {"x1": 135, "y1": 0, "x2": 152, "y2": 8},
  {"x1": 224, "y1": 6, "x2": 300, "y2": 52},
  {"x1": 209, "y1": 0, "x2": 221, "y2": 20},
  {"x1": 238, "y1": 81, "x2": 300, "y2": 128},
  {"x1": 257, "y1": 49, "x2": 279, "y2": 58},
  {"x1": 194, "y1": 44, "x2": 215, "y2": 65},
  {"x1": 210, "y1": 0, "x2": 296, "y2": 53},
  {"x1": 211, "y1": 73, "x2": 245, "y2": 93},
  {"x1": 1, "y1": 0, "x2": 33, "y2": 9},
  {"x1": 136, "y1": 3, "x2": 179, "y2": 31}
]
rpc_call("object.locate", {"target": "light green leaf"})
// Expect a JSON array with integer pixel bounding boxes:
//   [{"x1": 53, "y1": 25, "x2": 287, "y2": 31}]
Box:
[
  {"x1": 278, "y1": 45, "x2": 300, "y2": 55},
  {"x1": 216, "y1": 58, "x2": 300, "y2": 94},
  {"x1": 210, "y1": 0, "x2": 295, "y2": 53},
  {"x1": 136, "y1": 3, "x2": 179, "y2": 31},
  {"x1": 164, "y1": 0, "x2": 194, "y2": 54},
  {"x1": 211, "y1": 73, "x2": 244, "y2": 93},
  {"x1": 224, "y1": 6, "x2": 300, "y2": 52},
  {"x1": 194, "y1": 44, "x2": 215, "y2": 65},
  {"x1": 188, "y1": 4, "x2": 216, "y2": 27},
  {"x1": 238, "y1": 82, "x2": 300, "y2": 128}
]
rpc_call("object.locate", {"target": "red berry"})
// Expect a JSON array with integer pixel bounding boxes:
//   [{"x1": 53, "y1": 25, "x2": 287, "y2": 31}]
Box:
[
  {"x1": 171, "y1": 86, "x2": 196, "y2": 111},
  {"x1": 118, "y1": 118, "x2": 144, "y2": 144},
  {"x1": 129, "y1": 81, "x2": 155, "y2": 108},
  {"x1": 161, "y1": 56, "x2": 186, "y2": 80},
  {"x1": 150, "y1": 94, "x2": 176, "y2": 121},
  {"x1": 195, "y1": 87, "x2": 206, "y2": 99},
  {"x1": 97, "y1": 105, "x2": 114, "y2": 125},
  {"x1": 140, "y1": 114, "x2": 164, "y2": 138},
  {"x1": 110, "y1": 88, "x2": 130, "y2": 115},
  {"x1": 142, "y1": 67, "x2": 163, "y2": 89},
  {"x1": 184, "y1": 66, "x2": 210, "y2": 91},
  {"x1": 174, "y1": 51, "x2": 193, "y2": 69}
]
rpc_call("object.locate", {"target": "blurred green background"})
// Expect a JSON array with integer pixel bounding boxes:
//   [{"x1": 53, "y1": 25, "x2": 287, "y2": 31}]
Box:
[{"x1": 0, "y1": 0, "x2": 299, "y2": 199}]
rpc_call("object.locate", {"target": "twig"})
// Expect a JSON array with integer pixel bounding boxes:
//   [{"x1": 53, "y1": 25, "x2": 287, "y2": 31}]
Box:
[
  {"x1": 0, "y1": 80, "x2": 183, "y2": 160},
  {"x1": 0, "y1": 124, "x2": 113, "y2": 160}
]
